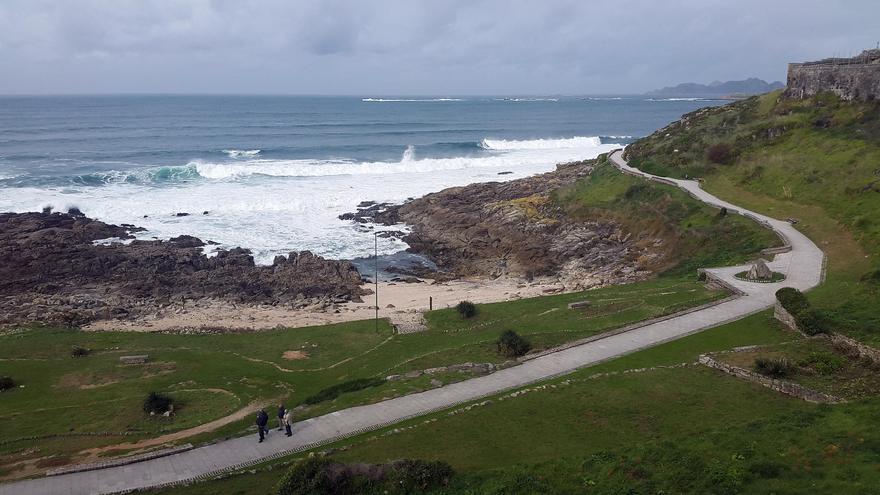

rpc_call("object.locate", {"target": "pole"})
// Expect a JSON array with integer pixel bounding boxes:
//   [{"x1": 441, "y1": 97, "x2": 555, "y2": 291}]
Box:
[{"x1": 374, "y1": 233, "x2": 379, "y2": 334}]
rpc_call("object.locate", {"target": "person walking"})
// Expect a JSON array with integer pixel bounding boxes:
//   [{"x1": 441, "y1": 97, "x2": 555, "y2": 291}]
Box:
[
  {"x1": 277, "y1": 404, "x2": 286, "y2": 431},
  {"x1": 283, "y1": 408, "x2": 292, "y2": 437},
  {"x1": 256, "y1": 409, "x2": 269, "y2": 443}
]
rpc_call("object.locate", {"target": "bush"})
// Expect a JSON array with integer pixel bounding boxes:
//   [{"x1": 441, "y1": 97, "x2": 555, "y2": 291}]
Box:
[
  {"x1": 71, "y1": 345, "x2": 90, "y2": 358},
  {"x1": 0, "y1": 376, "x2": 15, "y2": 391},
  {"x1": 456, "y1": 301, "x2": 477, "y2": 319},
  {"x1": 389, "y1": 459, "x2": 454, "y2": 492},
  {"x1": 796, "y1": 309, "x2": 830, "y2": 335},
  {"x1": 303, "y1": 377, "x2": 385, "y2": 405},
  {"x1": 497, "y1": 330, "x2": 531, "y2": 358},
  {"x1": 753, "y1": 357, "x2": 795, "y2": 378},
  {"x1": 143, "y1": 392, "x2": 175, "y2": 414},
  {"x1": 798, "y1": 351, "x2": 845, "y2": 375},
  {"x1": 775, "y1": 287, "x2": 810, "y2": 316},
  {"x1": 706, "y1": 143, "x2": 733, "y2": 164},
  {"x1": 276, "y1": 457, "x2": 340, "y2": 495},
  {"x1": 275, "y1": 457, "x2": 453, "y2": 495}
]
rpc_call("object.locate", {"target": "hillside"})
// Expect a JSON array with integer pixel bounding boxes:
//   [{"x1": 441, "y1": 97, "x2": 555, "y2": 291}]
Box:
[
  {"x1": 625, "y1": 90, "x2": 880, "y2": 343},
  {"x1": 646, "y1": 78, "x2": 784, "y2": 98}
]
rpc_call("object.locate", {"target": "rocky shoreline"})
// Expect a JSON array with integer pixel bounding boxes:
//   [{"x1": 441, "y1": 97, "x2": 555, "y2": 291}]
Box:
[
  {"x1": 0, "y1": 211, "x2": 367, "y2": 328},
  {"x1": 340, "y1": 160, "x2": 651, "y2": 290}
]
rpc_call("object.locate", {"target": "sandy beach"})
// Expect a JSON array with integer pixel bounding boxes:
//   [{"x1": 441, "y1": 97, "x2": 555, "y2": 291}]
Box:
[{"x1": 83, "y1": 276, "x2": 570, "y2": 333}]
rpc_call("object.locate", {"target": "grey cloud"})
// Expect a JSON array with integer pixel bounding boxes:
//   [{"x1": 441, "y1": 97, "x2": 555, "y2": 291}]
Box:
[{"x1": 0, "y1": 0, "x2": 877, "y2": 94}]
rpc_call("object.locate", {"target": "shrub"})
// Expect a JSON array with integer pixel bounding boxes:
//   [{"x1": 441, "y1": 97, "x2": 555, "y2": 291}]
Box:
[
  {"x1": 276, "y1": 457, "x2": 339, "y2": 495},
  {"x1": 388, "y1": 459, "x2": 454, "y2": 492},
  {"x1": 497, "y1": 330, "x2": 531, "y2": 358},
  {"x1": 143, "y1": 392, "x2": 175, "y2": 414},
  {"x1": 717, "y1": 207, "x2": 728, "y2": 218},
  {"x1": 303, "y1": 377, "x2": 385, "y2": 405},
  {"x1": 706, "y1": 143, "x2": 733, "y2": 164},
  {"x1": 71, "y1": 345, "x2": 90, "y2": 358},
  {"x1": 775, "y1": 287, "x2": 810, "y2": 316},
  {"x1": 798, "y1": 352, "x2": 845, "y2": 375},
  {"x1": 753, "y1": 357, "x2": 795, "y2": 378},
  {"x1": 796, "y1": 309, "x2": 830, "y2": 336},
  {"x1": 456, "y1": 300, "x2": 477, "y2": 319},
  {"x1": 0, "y1": 376, "x2": 15, "y2": 391}
]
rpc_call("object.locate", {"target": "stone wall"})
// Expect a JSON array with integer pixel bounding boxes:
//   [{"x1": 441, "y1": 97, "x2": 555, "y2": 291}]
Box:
[
  {"x1": 784, "y1": 49, "x2": 880, "y2": 101},
  {"x1": 829, "y1": 333, "x2": 880, "y2": 365},
  {"x1": 773, "y1": 302, "x2": 802, "y2": 335},
  {"x1": 699, "y1": 355, "x2": 843, "y2": 403}
]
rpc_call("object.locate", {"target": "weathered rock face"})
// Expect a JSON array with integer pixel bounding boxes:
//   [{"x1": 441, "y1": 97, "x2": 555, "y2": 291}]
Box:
[
  {"x1": 353, "y1": 162, "x2": 651, "y2": 289},
  {"x1": 784, "y1": 49, "x2": 880, "y2": 101},
  {"x1": 0, "y1": 212, "x2": 366, "y2": 327}
]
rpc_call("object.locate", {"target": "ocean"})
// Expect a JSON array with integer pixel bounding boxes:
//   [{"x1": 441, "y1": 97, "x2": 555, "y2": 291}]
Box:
[{"x1": 0, "y1": 95, "x2": 725, "y2": 264}]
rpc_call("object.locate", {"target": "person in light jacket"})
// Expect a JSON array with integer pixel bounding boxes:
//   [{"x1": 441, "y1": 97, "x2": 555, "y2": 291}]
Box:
[
  {"x1": 277, "y1": 404, "x2": 286, "y2": 431},
  {"x1": 283, "y1": 408, "x2": 293, "y2": 437}
]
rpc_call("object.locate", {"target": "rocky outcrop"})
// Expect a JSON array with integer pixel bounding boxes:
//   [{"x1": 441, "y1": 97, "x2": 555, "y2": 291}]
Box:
[
  {"x1": 345, "y1": 161, "x2": 651, "y2": 289},
  {"x1": 0, "y1": 212, "x2": 366, "y2": 327},
  {"x1": 784, "y1": 49, "x2": 880, "y2": 101}
]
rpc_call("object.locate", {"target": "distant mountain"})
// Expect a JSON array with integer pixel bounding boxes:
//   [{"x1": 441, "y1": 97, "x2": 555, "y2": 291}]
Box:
[{"x1": 645, "y1": 78, "x2": 784, "y2": 98}]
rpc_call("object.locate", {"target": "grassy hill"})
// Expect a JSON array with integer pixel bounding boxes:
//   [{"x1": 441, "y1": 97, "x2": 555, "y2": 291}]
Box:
[{"x1": 625, "y1": 91, "x2": 880, "y2": 344}]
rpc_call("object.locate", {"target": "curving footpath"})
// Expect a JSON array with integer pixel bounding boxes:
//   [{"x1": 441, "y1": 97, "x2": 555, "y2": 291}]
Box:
[{"x1": 0, "y1": 150, "x2": 825, "y2": 495}]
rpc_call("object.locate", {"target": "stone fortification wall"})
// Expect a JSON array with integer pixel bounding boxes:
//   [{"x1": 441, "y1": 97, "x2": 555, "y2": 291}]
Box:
[{"x1": 784, "y1": 49, "x2": 880, "y2": 101}]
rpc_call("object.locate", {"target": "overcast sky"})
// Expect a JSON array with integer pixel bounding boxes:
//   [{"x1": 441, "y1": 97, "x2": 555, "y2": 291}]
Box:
[{"x1": 0, "y1": 0, "x2": 877, "y2": 95}]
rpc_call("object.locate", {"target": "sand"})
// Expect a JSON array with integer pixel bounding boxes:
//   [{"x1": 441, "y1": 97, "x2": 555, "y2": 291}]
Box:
[{"x1": 83, "y1": 276, "x2": 568, "y2": 332}]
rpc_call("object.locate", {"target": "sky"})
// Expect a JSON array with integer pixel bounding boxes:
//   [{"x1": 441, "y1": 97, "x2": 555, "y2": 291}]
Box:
[{"x1": 0, "y1": 0, "x2": 877, "y2": 95}]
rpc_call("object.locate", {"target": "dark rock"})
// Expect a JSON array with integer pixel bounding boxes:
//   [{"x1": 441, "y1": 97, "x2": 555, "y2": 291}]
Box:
[
  {"x1": 0, "y1": 212, "x2": 367, "y2": 327},
  {"x1": 175, "y1": 212, "x2": 190, "y2": 217},
  {"x1": 202, "y1": 211, "x2": 210, "y2": 215},
  {"x1": 497, "y1": 171, "x2": 513, "y2": 175}
]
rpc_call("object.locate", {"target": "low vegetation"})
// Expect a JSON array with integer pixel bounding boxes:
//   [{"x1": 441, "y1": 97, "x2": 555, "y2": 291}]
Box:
[
  {"x1": 496, "y1": 330, "x2": 531, "y2": 358},
  {"x1": 0, "y1": 376, "x2": 14, "y2": 392},
  {"x1": 143, "y1": 392, "x2": 175, "y2": 415},
  {"x1": 70, "y1": 345, "x2": 90, "y2": 358},
  {"x1": 455, "y1": 301, "x2": 477, "y2": 319},
  {"x1": 275, "y1": 457, "x2": 453, "y2": 495},
  {"x1": 753, "y1": 357, "x2": 795, "y2": 378}
]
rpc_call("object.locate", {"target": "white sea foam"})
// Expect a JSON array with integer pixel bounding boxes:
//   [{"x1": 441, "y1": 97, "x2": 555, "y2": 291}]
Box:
[
  {"x1": 480, "y1": 136, "x2": 602, "y2": 150},
  {"x1": 222, "y1": 149, "x2": 261, "y2": 158},
  {"x1": 362, "y1": 98, "x2": 465, "y2": 102},
  {"x1": 645, "y1": 97, "x2": 719, "y2": 102},
  {"x1": 2, "y1": 136, "x2": 622, "y2": 264},
  {"x1": 494, "y1": 97, "x2": 559, "y2": 102}
]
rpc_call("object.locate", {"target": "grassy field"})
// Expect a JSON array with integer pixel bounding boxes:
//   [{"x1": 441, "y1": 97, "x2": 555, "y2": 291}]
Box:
[
  {"x1": 0, "y1": 276, "x2": 721, "y2": 478},
  {"x1": 151, "y1": 312, "x2": 880, "y2": 495}
]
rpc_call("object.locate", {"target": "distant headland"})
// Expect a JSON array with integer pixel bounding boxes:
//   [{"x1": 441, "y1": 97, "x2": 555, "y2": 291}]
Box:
[{"x1": 645, "y1": 78, "x2": 784, "y2": 99}]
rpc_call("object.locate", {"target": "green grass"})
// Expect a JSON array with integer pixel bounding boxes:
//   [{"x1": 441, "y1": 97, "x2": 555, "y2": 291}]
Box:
[
  {"x1": 553, "y1": 157, "x2": 781, "y2": 275},
  {"x1": 152, "y1": 312, "x2": 880, "y2": 495},
  {"x1": 625, "y1": 91, "x2": 880, "y2": 345},
  {"x1": 0, "y1": 276, "x2": 719, "y2": 477}
]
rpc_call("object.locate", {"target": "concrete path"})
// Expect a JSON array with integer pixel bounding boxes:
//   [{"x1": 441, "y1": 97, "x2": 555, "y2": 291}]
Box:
[{"x1": 0, "y1": 150, "x2": 824, "y2": 495}]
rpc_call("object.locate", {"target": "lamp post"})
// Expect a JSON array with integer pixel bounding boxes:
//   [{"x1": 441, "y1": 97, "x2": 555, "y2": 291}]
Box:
[{"x1": 374, "y1": 232, "x2": 379, "y2": 334}]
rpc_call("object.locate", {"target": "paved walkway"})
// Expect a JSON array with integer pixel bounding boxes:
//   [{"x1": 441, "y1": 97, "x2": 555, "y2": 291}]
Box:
[{"x1": 0, "y1": 150, "x2": 825, "y2": 495}]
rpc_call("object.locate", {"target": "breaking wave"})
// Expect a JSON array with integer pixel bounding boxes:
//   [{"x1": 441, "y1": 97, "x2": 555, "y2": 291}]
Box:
[
  {"x1": 222, "y1": 149, "x2": 261, "y2": 158},
  {"x1": 480, "y1": 136, "x2": 602, "y2": 150},
  {"x1": 362, "y1": 98, "x2": 465, "y2": 102}
]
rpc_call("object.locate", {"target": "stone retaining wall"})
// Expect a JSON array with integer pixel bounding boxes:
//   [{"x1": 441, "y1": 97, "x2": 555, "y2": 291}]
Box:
[
  {"x1": 698, "y1": 354, "x2": 843, "y2": 404},
  {"x1": 829, "y1": 333, "x2": 880, "y2": 365},
  {"x1": 773, "y1": 302, "x2": 802, "y2": 334}
]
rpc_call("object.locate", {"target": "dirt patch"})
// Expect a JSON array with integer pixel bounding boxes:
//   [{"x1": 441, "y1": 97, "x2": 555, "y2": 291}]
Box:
[{"x1": 283, "y1": 350, "x2": 310, "y2": 360}]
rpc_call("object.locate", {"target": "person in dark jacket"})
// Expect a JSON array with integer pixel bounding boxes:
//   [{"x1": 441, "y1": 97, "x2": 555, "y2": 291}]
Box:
[
  {"x1": 277, "y1": 404, "x2": 286, "y2": 431},
  {"x1": 256, "y1": 409, "x2": 269, "y2": 443}
]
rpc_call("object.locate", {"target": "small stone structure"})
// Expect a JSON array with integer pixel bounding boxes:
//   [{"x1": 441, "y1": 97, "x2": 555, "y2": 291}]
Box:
[
  {"x1": 119, "y1": 355, "x2": 149, "y2": 365},
  {"x1": 746, "y1": 259, "x2": 773, "y2": 281},
  {"x1": 828, "y1": 333, "x2": 880, "y2": 365},
  {"x1": 784, "y1": 49, "x2": 880, "y2": 101}
]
